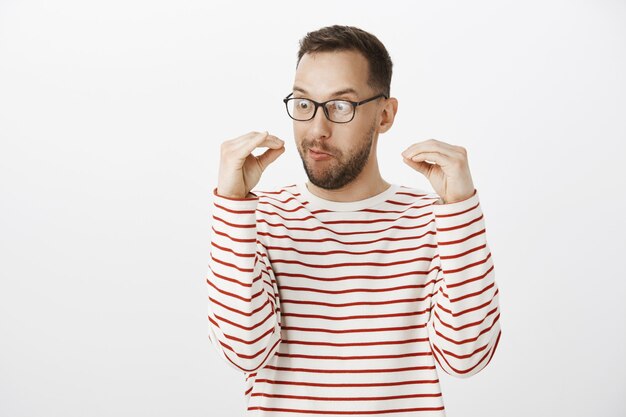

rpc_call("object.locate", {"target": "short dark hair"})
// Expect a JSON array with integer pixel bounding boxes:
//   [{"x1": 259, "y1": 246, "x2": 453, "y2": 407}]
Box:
[{"x1": 296, "y1": 25, "x2": 393, "y2": 98}]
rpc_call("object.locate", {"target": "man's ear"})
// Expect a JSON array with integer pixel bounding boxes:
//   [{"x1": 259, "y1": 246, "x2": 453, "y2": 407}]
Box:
[{"x1": 378, "y1": 97, "x2": 398, "y2": 134}]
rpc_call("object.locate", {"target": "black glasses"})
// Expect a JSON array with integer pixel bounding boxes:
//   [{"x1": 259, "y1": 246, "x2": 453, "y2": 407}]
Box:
[{"x1": 283, "y1": 92, "x2": 388, "y2": 123}]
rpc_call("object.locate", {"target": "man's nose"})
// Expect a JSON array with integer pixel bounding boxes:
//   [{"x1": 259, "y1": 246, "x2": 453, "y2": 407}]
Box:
[{"x1": 307, "y1": 105, "x2": 332, "y2": 139}]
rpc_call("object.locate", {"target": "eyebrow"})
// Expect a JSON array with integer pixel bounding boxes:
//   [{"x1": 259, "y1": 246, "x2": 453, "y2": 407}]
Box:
[{"x1": 292, "y1": 86, "x2": 359, "y2": 99}]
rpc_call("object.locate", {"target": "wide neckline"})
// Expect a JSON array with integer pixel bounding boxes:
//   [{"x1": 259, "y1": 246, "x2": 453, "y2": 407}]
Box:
[{"x1": 296, "y1": 182, "x2": 399, "y2": 212}]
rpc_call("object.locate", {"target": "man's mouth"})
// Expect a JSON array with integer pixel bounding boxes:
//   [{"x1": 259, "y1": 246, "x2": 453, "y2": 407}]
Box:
[
  {"x1": 309, "y1": 147, "x2": 331, "y2": 156},
  {"x1": 309, "y1": 148, "x2": 333, "y2": 160}
]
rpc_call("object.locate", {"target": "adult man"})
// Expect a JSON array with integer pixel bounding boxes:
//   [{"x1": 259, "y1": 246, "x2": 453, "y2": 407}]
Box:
[{"x1": 208, "y1": 25, "x2": 502, "y2": 416}]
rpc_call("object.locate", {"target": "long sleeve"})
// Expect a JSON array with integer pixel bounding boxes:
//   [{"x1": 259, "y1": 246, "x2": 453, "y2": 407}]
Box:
[
  {"x1": 206, "y1": 187, "x2": 282, "y2": 373},
  {"x1": 426, "y1": 188, "x2": 502, "y2": 378}
]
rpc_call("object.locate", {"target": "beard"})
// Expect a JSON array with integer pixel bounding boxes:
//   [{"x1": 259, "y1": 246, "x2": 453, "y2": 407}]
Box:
[{"x1": 297, "y1": 121, "x2": 377, "y2": 190}]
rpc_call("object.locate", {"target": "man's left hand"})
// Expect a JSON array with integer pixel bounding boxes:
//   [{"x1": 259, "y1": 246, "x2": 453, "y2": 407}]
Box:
[{"x1": 401, "y1": 138, "x2": 476, "y2": 204}]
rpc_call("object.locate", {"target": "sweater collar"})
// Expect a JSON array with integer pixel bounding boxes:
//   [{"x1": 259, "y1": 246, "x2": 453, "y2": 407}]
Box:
[{"x1": 296, "y1": 182, "x2": 399, "y2": 212}]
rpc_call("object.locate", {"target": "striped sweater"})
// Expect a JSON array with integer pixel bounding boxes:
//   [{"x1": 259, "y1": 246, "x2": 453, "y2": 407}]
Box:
[{"x1": 207, "y1": 182, "x2": 502, "y2": 416}]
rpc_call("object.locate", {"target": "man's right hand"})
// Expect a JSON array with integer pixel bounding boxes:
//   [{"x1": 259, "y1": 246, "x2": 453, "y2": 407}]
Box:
[{"x1": 217, "y1": 131, "x2": 285, "y2": 199}]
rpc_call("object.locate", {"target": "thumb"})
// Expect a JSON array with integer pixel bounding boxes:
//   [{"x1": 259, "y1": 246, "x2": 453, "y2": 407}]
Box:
[
  {"x1": 257, "y1": 146, "x2": 285, "y2": 171},
  {"x1": 403, "y1": 156, "x2": 432, "y2": 176}
]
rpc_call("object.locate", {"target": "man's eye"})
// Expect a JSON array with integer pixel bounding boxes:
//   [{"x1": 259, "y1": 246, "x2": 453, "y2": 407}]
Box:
[
  {"x1": 330, "y1": 101, "x2": 352, "y2": 114},
  {"x1": 296, "y1": 100, "x2": 311, "y2": 109}
]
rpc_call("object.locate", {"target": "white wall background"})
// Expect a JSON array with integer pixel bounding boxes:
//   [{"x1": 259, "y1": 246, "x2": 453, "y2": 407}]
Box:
[{"x1": 1, "y1": 1, "x2": 625, "y2": 416}]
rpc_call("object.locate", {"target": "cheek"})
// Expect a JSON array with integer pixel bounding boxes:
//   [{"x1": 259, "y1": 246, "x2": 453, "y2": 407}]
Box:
[
  {"x1": 293, "y1": 124, "x2": 306, "y2": 141},
  {"x1": 294, "y1": 125, "x2": 304, "y2": 136}
]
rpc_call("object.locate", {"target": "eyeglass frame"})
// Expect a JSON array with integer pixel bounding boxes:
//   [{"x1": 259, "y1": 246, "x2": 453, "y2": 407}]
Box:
[{"x1": 282, "y1": 91, "x2": 389, "y2": 124}]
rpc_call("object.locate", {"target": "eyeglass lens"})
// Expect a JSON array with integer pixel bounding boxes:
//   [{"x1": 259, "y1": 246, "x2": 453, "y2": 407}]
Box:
[{"x1": 287, "y1": 98, "x2": 354, "y2": 123}]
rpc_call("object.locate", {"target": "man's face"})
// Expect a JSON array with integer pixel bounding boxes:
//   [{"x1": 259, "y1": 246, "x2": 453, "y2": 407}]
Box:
[{"x1": 291, "y1": 50, "x2": 384, "y2": 190}]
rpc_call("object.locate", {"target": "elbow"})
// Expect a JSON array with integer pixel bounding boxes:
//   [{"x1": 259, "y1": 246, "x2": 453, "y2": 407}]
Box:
[
  {"x1": 208, "y1": 321, "x2": 283, "y2": 373},
  {"x1": 433, "y1": 325, "x2": 502, "y2": 379}
]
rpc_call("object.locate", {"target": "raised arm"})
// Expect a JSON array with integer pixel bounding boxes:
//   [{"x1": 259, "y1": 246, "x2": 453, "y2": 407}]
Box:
[
  {"x1": 426, "y1": 189, "x2": 502, "y2": 378},
  {"x1": 206, "y1": 130, "x2": 286, "y2": 372},
  {"x1": 207, "y1": 188, "x2": 282, "y2": 373}
]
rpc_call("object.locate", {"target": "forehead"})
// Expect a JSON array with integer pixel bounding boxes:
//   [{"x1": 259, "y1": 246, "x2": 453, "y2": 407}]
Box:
[{"x1": 293, "y1": 50, "x2": 370, "y2": 99}]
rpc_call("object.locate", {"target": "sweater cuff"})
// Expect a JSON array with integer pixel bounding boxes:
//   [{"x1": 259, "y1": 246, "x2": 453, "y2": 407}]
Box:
[
  {"x1": 432, "y1": 188, "x2": 482, "y2": 229},
  {"x1": 212, "y1": 187, "x2": 259, "y2": 207}
]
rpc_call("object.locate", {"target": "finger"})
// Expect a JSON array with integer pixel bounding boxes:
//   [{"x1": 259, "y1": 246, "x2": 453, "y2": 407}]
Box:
[
  {"x1": 402, "y1": 144, "x2": 458, "y2": 160},
  {"x1": 401, "y1": 139, "x2": 461, "y2": 160},
  {"x1": 256, "y1": 146, "x2": 286, "y2": 171},
  {"x1": 402, "y1": 156, "x2": 435, "y2": 176},
  {"x1": 408, "y1": 151, "x2": 452, "y2": 167},
  {"x1": 264, "y1": 134, "x2": 285, "y2": 149},
  {"x1": 255, "y1": 135, "x2": 285, "y2": 150},
  {"x1": 228, "y1": 130, "x2": 267, "y2": 146},
  {"x1": 236, "y1": 131, "x2": 284, "y2": 155}
]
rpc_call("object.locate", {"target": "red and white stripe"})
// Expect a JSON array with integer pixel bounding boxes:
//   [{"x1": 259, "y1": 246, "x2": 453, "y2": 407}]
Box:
[{"x1": 207, "y1": 184, "x2": 502, "y2": 416}]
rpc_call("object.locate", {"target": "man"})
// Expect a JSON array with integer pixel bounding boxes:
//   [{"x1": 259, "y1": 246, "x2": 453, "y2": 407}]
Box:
[{"x1": 208, "y1": 25, "x2": 502, "y2": 416}]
